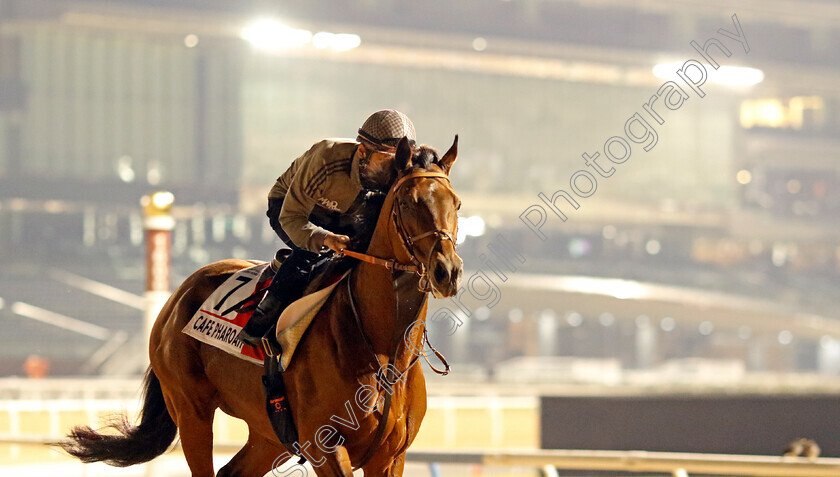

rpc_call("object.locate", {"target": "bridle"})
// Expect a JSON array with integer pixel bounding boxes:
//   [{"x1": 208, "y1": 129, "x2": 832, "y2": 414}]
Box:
[
  {"x1": 340, "y1": 168, "x2": 456, "y2": 470},
  {"x1": 339, "y1": 169, "x2": 458, "y2": 293}
]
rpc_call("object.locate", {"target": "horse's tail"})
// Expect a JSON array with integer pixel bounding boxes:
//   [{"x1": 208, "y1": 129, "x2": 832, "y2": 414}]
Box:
[{"x1": 56, "y1": 368, "x2": 177, "y2": 467}]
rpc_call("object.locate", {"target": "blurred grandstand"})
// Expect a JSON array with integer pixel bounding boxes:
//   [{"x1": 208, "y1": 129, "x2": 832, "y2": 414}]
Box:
[{"x1": 2, "y1": 0, "x2": 840, "y2": 383}]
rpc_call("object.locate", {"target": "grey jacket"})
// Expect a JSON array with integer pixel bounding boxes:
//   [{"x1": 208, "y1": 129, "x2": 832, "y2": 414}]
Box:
[{"x1": 268, "y1": 138, "x2": 363, "y2": 252}]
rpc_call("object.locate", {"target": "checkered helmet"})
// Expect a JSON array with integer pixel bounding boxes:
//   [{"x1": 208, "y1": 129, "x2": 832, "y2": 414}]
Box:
[{"x1": 357, "y1": 109, "x2": 416, "y2": 149}]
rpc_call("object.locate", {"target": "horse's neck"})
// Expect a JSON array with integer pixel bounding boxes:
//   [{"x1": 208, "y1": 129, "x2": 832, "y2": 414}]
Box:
[{"x1": 349, "y1": 211, "x2": 426, "y2": 366}]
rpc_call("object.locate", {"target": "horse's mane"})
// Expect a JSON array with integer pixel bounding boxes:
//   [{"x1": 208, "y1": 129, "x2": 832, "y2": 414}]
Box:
[{"x1": 410, "y1": 145, "x2": 439, "y2": 170}]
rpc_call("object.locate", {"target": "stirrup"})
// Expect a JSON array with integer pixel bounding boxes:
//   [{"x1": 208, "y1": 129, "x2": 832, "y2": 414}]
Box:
[{"x1": 261, "y1": 335, "x2": 282, "y2": 358}]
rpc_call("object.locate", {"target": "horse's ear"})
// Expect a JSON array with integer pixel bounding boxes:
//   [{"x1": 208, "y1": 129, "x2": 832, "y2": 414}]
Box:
[
  {"x1": 394, "y1": 136, "x2": 412, "y2": 172},
  {"x1": 438, "y1": 134, "x2": 458, "y2": 174}
]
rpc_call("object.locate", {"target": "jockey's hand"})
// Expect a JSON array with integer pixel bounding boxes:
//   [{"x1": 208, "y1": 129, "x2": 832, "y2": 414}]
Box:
[{"x1": 324, "y1": 233, "x2": 351, "y2": 253}]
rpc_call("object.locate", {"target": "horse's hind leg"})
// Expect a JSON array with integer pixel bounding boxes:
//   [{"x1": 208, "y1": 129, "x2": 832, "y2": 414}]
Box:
[
  {"x1": 157, "y1": 375, "x2": 218, "y2": 477},
  {"x1": 154, "y1": 341, "x2": 219, "y2": 477},
  {"x1": 217, "y1": 429, "x2": 286, "y2": 477},
  {"x1": 150, "y1": 266, "x2": 230, "y2": 476},
  {"x1": 178, "y1": 411, "x2": 216, "y2": 477}
]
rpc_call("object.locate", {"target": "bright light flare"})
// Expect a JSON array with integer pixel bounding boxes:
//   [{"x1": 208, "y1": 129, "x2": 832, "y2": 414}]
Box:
[
  {"x1": 151, "y1": 191, "x2": 175, "y2": 210},
  {"x1": 313, "y1": 32, "x2": 361, "y2": 51},
  {"x1": 714, "y1": 65, "x2": 765, "y2": 87},
  {"x1": 653, "y1": 62, "x2": 764, "y2": 87},
  {"x1": 456, "y1": 215, "x2": 486, "y2": 244},
  {"x1": 607, "y1": 280, "x2": 646, "y2": 300},
  {"x1": 241, "y1": 19, "x2": 312, "y2": 51}
]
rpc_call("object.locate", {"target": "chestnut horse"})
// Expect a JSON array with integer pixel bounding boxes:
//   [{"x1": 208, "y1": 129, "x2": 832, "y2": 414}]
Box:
[{"x1": 58, "y1": 137, "x2": 463, "y2": 477}]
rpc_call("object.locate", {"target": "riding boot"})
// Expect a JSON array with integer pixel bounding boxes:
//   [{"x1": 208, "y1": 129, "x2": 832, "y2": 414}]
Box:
[
  {"x1": 237, "y1": 292, "x2": 286, "y2": 348},
  {"x1": 237, "y1": 249, "x2": 318, "y2": 349}
]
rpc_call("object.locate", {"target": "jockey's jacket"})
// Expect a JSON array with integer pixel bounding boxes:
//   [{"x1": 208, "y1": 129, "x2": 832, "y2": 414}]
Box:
[{"x1": 268, "y1": 138, "x2": 363, "y2": 252}]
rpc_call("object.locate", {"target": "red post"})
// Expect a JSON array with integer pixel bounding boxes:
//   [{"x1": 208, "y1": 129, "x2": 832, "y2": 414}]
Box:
[{"x1": 141, "y1": 192, "x2": 175, "y2": 358}]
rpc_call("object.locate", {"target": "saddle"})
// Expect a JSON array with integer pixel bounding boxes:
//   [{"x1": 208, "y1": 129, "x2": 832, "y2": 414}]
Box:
[{"x1": 252, "y1": 249, "x2": 353, "y2": 354}]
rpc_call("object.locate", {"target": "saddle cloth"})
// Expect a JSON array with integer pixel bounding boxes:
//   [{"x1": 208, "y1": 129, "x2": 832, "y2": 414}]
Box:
[{"x1": 182, "y1": 261, "x2": 349, "y2": 369}]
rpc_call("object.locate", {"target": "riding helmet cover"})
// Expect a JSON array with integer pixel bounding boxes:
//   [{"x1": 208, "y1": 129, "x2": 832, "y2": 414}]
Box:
[{"x1": 357, "y1": 109, "x2": 416, "y2": 149}]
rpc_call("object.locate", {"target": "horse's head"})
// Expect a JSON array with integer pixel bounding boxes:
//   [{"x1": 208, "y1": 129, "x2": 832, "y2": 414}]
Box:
[{"x1": 386, "y1": 136, "x2": 463, "y2": 298}]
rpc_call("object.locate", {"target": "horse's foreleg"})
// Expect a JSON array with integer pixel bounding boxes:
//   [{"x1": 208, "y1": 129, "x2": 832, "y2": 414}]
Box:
[
  {"x1": 361, "y1": 434, "x2": 414, "y2": 477},
  {"x1": 361, "y1": 450, "x2": 407, "y2": 477},
  {"x1": 307, "y1": 445, "x2": 353, "y2": 477},
  {"x1": 389, "y1": 452, "x2": 407, "y2": 477},
  {"x1": 217, "y1": 428, "x2": 287, "y2": 477}
]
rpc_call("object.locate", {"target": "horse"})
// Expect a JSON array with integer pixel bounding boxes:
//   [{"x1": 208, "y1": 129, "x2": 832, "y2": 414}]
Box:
[{"x1": 57, "y1": 135, "x2": 463, "y2": 477}]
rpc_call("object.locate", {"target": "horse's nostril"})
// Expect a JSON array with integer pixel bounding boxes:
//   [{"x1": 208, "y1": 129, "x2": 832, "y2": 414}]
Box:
[{"x1": 434, "y1": 262, "x2": 449, "y2": 283}]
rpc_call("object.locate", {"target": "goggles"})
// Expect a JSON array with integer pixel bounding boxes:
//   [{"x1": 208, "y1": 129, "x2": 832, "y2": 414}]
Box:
[{"x1": 357, "y1": 129, "x2": 416, "y2": 152}]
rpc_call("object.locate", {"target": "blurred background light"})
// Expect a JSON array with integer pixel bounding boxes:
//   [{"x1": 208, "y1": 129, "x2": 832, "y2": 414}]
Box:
[
  {"x1": 241, "y1": 19, "x2": 312, "y2": 51},
  {"x1": 312, "y1": 32, "x2": 361, "y2": 51},
  {"x1": 653, "y1": 62, "x2": 764, "y2": 87},
  {"x1": 472, "y1": 37, "x2": 487, "y2": 51},
  {"x1": 598, "y1": 312, "x2": 615, "y2": 327},
  {"x1": 116, "y1": 155, "x2": 135, "y2": 183},
  {"x1": 150, "y1": 191, "x2": 175, "y2": 210},
  {"x1": 778, "y1": 330, "x2": 793, "y2": 345},
  {"x1": 475, "y1": 306, "x2": 491, "y2": 321},
  {"x1": 568, "y1": 237, "x2": 591, "y2": 258},
  {"x1": 457, "y1": 215, "x2": 486, "y2": 244}
]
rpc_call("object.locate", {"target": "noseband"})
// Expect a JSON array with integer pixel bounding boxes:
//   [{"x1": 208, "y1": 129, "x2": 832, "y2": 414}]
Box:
[{"x1": 339, "y1": 169, "x2": 457, "y2": 291}]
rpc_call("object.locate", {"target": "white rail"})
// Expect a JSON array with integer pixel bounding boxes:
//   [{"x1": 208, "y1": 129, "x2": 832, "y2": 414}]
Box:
[
  {"x1": 4, "y1": 375, "x2": 840, "y2": 401},
  {"x1": 1, "y1": 437, "x2": 839, "y2": 477}
]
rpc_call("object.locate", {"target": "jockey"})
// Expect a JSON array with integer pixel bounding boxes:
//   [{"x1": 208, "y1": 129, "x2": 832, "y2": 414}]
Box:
[{"x1": 237, "y1": 109, "x2": 417, "y2": 350}]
